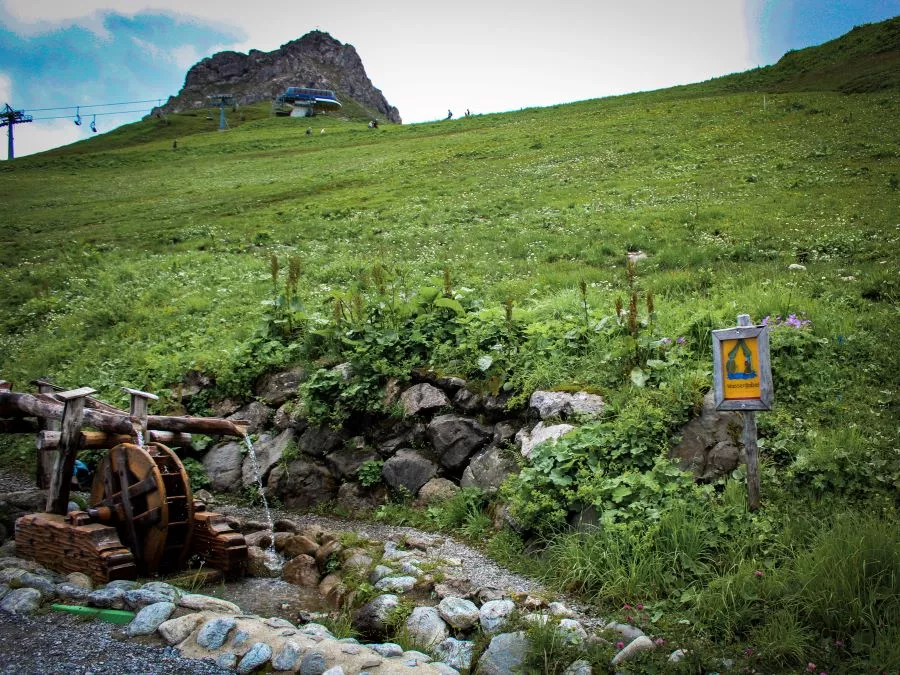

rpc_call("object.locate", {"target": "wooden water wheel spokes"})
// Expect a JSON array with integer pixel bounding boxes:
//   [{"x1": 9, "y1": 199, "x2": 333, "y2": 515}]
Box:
[
  {"x1": 89, "y1": 442, "x2": 192, "y2": 576},
  {"x1": 150, "y1": 443, "x2": 195, "y2": 574}
]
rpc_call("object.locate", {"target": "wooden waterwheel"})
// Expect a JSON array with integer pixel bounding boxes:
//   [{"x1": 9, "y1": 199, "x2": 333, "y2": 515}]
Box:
[{"x1": 89, "y1": 442, "x2": 194, "y2": 576}]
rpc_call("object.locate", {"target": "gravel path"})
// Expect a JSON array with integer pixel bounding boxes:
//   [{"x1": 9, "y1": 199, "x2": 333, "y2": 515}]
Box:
[{"x1": 0, "y1": 611, "x2": 229, "y2": 675}]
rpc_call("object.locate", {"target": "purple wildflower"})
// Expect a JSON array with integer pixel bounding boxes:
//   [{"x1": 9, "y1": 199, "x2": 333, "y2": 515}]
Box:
[
  {"x1": 754, "y1": 570, "x2": 764, "y2": 578},
  {"x1": 660, "y1": 337, "x2": 672, "y2": 345},
  {"x1": 616, "y1": 641, "x2": 625, "y2": 650},
  {"x1": 744, "y1": 647, "x2": 754, "y2": 657},
  {"x1": 654, "y1": 637, "x2": 665, "y2": 646},
  {"x1": 677, "y1": 336, "x2": 686, "y2": 345}
]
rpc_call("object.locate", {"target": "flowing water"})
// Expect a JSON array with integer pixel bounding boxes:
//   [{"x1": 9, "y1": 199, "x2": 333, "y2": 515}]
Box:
[
  {"x1": 135, "y1": 430, "x2": 144, "y2": 448},
  {"x1": 243, "y1": 436, "x2": 276, "y2": 549}
]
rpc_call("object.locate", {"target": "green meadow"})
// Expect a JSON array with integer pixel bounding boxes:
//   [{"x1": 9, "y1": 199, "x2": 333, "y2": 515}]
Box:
[{"x1": 1, "y1": 18, "x2": 898, "y2": 672}]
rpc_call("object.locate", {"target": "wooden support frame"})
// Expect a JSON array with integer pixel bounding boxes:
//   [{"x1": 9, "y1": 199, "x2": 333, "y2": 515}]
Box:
[
  {"x1": 123, "y1": 387, "x2": 158, "y2": 444},
  {"x1": 37, "y1": 430, "x2": 193, "y2": 452},
  {"x1": 45, "y1": 387, "x2": 96, "y2": 515},
  {"x1": 33, "y1": 379, "x2": 61, "y2": 488}
]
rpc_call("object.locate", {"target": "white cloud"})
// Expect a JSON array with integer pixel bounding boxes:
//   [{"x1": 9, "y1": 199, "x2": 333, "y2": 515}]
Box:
[
  {"x1": 171, "y1": 44, "x2": 201, "y2": 70},
  {"x1": 0, "y1": 71, "x2": 12, "y2": 102},
  {"x1": 9, "y1": 118, "x2": 81, "y2": 158}
]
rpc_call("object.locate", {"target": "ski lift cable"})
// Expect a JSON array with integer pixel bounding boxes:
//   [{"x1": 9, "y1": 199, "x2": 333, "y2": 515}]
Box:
[
  {"x1": 23, "y1": 98, "x2": 163, "y2": 112},
  {"x1": 30, "y1": 108, "x2": 152, "y2": 121}
]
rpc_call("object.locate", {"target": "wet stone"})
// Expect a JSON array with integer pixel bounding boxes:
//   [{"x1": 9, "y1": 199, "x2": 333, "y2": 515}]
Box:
[
  {"x1": 238, "y1": 642, "x2": 273, "y2": 674},
  {"x1": 217, "y1": 653, "x2": 237, "y2": 669},
  {"x1": 127, "y1": 601, "x2": 175, "y2": 637},
  {"x1": 124, "y1": 588, "x2": 172, "y2": 609},
  {"x1": 369, "y1": 643, "x2": 403, "y2": 657},
  {"x1": 299, "y1": 649, "x2": 327, "y2": 674},
  {"x1": 0, "y1": 587, "x2": 41, "y2": 614},
  {"x1": 141, "y1": 581, "x2": 181, "y2": 601},
  {"x1": 232, "y1": 629, "x2": 251, "y2": 648},
  {"x1": 272, "y1": 641, "x2": 303, "y2": 671},
  {"x1": 88, "y1": 586, "x2": 127, "y2": 609},
  {"x1": 197, "y1": 616, "x2": 237, "y2": 650}
]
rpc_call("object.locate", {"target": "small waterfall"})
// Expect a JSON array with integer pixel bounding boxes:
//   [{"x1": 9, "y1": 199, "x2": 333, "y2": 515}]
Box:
[
  {"x1": 135, "y1": 430, "x2": 144, "y2": 448},
  {"x1": 243, "y1": 435, "x2": 277, "y2": 553}
]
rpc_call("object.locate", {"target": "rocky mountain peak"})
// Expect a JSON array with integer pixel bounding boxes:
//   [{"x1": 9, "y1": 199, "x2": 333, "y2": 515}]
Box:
[{"x1": 154, "y1": 30, "x2": 401, "y2": 123}]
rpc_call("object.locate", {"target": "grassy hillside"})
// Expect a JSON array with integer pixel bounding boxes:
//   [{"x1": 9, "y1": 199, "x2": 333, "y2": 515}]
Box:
[{"x1": 1, "y1": 19, "x2": 898, "y2": 672}]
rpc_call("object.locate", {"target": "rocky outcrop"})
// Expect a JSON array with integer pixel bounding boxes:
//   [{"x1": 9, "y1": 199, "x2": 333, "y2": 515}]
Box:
[
  {"x1": 153, "y1": 31, "x2": 401, "y2": 123},
  {"x1": 670, "y1": 392, "x2": 743, "y2": 480}
]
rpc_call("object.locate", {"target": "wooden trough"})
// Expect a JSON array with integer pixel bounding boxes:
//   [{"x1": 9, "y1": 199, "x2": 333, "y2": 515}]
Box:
[{"x1": 0, "y1": 380, "x2": 249, "y2": 583}]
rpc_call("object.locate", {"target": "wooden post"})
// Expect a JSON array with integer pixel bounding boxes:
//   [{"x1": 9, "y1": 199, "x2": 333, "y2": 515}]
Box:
[
  {"x1": 123, "y1": 387, "x2": 158, "y2": 445},
  {"x1": 33, "y1": 379, "x2": 61, "y2": 489},
  {"x1": 45, "y1": 387, "x2": 96, "y2": 514},
  {"x1": 735, "y1": 314, "x2": 761, "y2": 511}
]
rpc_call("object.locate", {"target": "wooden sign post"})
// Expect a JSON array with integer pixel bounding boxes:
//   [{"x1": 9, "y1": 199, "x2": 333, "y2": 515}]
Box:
[{"x1": 712, "y1": 314, "x2": 773, "y2": 511}]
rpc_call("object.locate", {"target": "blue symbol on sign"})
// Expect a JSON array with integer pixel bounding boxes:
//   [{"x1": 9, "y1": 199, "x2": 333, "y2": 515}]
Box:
[{"x1": 726, "y1": 339, "x2": 757, "y2": 380}]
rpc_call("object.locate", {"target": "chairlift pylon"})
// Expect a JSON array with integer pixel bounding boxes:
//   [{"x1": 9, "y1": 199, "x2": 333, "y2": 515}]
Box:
[{"x1": 74, "y1": 106, "x2": 82, "y2": 126}]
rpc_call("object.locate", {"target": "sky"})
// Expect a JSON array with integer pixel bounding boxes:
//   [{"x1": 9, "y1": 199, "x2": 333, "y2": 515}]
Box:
[{"x1": 1, "y1": 0, "x2": 898, "y2": 158}]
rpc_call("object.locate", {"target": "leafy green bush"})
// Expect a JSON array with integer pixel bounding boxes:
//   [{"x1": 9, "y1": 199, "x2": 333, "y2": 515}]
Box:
[{"x1": 356, "y1": 460, "x2": 384, "y2": 487}]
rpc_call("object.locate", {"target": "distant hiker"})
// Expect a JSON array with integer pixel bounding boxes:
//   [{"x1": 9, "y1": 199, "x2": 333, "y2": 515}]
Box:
[
  {"x1": 306, "y1": 127, "x2": 312, "y2": 135},
  {"x1": 368, "y1": 119, "x2": 379, "y2": 129},
  {"x1": 446, "y1": 110, "x2": 453, "y2": 120},
  {"x1": 172, "y1": 139, "x2": 177, "y2": 150}
]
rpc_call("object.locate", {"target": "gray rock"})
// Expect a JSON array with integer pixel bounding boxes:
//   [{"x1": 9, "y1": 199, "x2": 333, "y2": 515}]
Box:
[
  {"x1": 369, "y1": 565, "x2": 394, "y2": 584},
  {"x1": 0, "y1": 567, "x2": 26, "y2": 585},
  {"x1": 352, "y1": 594, "x2": 399, "y2": 636},
  {"x1": 244, "y1": 530, "x2": 274, "y2": 549},
  {"x1": 433, "y1": 637, "x2": 474, "y2": 670},
  {"x1": 529, "y1": 391, "x2": 604, "y2": 420},
  {"x1": 238, "y1": 642, "x2": 273, "y2": 674},
  {"x1": 247, "y1": 545, "x2": 283, "y2": 578},
  {"x1": 381, "y1": 449, "x2": 437, "y2": 495},
  {"x1": 369, "y1": 643, "x2": 403, "y2": 657},
  {"x1": 104, "y1": 579, "x2": 141, "y2": 591},
  {"x1": 88, "y1": 586, "x2": 127, "y2": 609},
  {"x1": 402, "y1": 649, "x2": 433, "y2": 663},
  {"x1": 563, "y1": 659, "x2": 592, "y2": 675},
  {"x1": 480, "y1": 599, "x2": 515, "y2": 634},
  {"x1": 158, "y1": 613, "x2": 205, "y2": 645},
  {"x1": 255, "y1": 367, "x2": 306, "y2": 406},
  {"x1": 14, "y1": 572, "x2": 57, "y2": 598},
  {"x1": 669, "y1": 648, "x2": 688, "y2": 663},
  {"x1": 438, "y1": 597, "x2": 480, "y2": 630},
  {"x1": 401, "y1": 383, "x2": 450, "y2": 416},
  {"x1": 299, "y1": 649, "x2": 327, "y2": 675},
  {"x1": 0, "y1": 587, "x2": 41, "y2": 614},
  {"x1": 0, "y1": 584, "x2": 8, "y2": 601},
  {"x1": 56, "y1": 582, "x2": 91, "y2": 601},
  {"x1": 228, "y1": 401, "x2": 273, "y2": 435},
  {"x1": 217, "y1": 653, "x2": 237, "y2": 669},
  {"x1": 452, "y1": 388, "x2": 482, "y2": 414},
  {"x1": 242, "y1": 428, "x2": 297, "y2": 487},
  {"x1": 141, "y1": 581, "x2": 181, "y2": 601},
  {"x1": 298, "y1": 425, "x2": 346, "y2": 459},
  {"x1": 603, "y1": 622, "x2": 646, "y2": 641},
  {"x1": 124, "y1": 588, "x2": 172, "y2": 609},
  {"x1": 516, "y1": 422, "x2": 575, "y2": 459},
  {"x1": 557, "y1": 618, "x2": 588, "y2": 644},
  {"x1": 405, "y1": 606, "x2": 449, "y2": 648},
  {"x1": 548, "y1": 602, "x2": 575, "y2": 618},
  {"x1": 610, "y1": 635, "x2": 655, "y2": 666},
  {"x1": 415, "y1": 477, "x2": 460, "y2": 505},
  {"x1": 268, "y1": 459, "x2": 337, "y2": 509},
  {"x1": 232, "y1": 629, "x2": 251, "y2": 648},
  {"x1": 128, "y1": 601, "x2": 176, "y2": 636},
  {"x1": 427, "y1": 414, "x2": 492, "y2": 470},
  {"x1": 670, "y1": 391, "x2": 743, "y2": 480},
  {"x1": 336, "y1": 482, "x2": 388, "y2": 512},
  {"x1": 460, "y1": 445, "x2": 519, "y2": 493},
  {"x1": 322, "y1": 668, "x2": 345, "y2": 675},
  {"x1": 375, "y1": 575, "x2": 416, "y2": 593},
  {"x1": 431, "y1": 664, "x2": 461, "y2": 675},
  {"x1": 478, "y1": 631, "x2": 528, "y2": 675},
  {"x1": 272, "y1": 641, "x2": 303, "y2": 670},
  {"x1": 269, "y1": 617, "x2": 299, "y2": 630},
  {"x1": 197, "y1": 616, "x2": 237, "y2": 650},
  {"x1": 203, "y1": 441, "x2": 244, "y2": 492},
  {"x1": 325, "y1": 444, "x2": 378, "y2": 480},
  {"x1": 274, "y1": 404, "x2": 308, "y2": 432}
]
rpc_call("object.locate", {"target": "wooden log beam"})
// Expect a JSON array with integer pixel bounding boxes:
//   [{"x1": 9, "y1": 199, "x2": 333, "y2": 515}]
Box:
[
  {"x1": 34, "y1": 380, "x2": 60, "y2": 489},
  {"x1": 0, "y1": 392, "x2": 247, "y2": 438},
  {"x1": 36, "y1": 430, "x2": 193, "y2": 451},
  {"x1": 0, "y1": 392, "x2": 135, "y2": 435},
  {"x1": 146, "y1": 415, "x2": 248, "y2": 438},
  {"x1": 37, "y1": 430, "x2": 193, "y2": 451},
  {"x1": 46, "y1": 387, "x2": 95, "y2": 515}
]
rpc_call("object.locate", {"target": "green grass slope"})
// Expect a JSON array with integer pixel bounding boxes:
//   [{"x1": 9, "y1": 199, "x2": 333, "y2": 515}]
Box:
[{"x1": 0, "y1": 19, "x2": 898, "y2": 672}]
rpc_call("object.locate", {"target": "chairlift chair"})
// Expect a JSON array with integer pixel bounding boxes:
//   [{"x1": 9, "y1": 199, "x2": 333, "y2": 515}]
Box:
[
  {"x1": 74, "y1": 106, "x2": 82, "y2": 126},
  {"x1": 90, "y1": 115, "x2": 97, "y2": 133}
]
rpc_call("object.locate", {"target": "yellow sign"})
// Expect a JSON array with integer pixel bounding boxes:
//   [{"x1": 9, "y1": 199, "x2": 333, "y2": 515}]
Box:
[{"x1": 721, "y1": 336, "x2": 761, "y2": 400}]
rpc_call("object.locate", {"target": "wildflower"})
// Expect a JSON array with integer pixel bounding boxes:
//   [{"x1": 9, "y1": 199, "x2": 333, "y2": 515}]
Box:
[
  {"x1": 623, "y1": 603, "x2": 632, "y2": 610},
  {"x1": 636, "y1": 603, "x2": 644, "y2": 610},
  {"x1": 744, "y1": 647, "x2": 754, "y2": 657},
  {"x1": 625, "y1": 615, "x2": 633, "y2": 622},
  {"x1": 807, "y1": 663, "x2": 816, "y2": 672},
  {"x1": 660, "y1": 337, "x2": 672, "y2": 345},
  {"x1": 762, "y1": 315, "x2": 770, "y2": 326},
  {"x1": 654, "y1": 637, "x2": 665, "y2": 646},
  {"x1": 677, "y1": 336, "x2": 686, "y2": 345},
  {"x1": 616, "y1": 641, "x2": 625, "y2": 650},
  {"x1": 834, "y1": 639, "x2": 845, "y2": 648},
  {"x1": 754, "y1": 570, "x2": 764, "y2": 578}
]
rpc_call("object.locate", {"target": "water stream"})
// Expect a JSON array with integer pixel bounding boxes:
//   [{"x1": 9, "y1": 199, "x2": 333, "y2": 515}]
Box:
[
  {"x1": 135, "y1": 430, "x2": 144, "y2": 448},
  {"x1": 242, "y1": 436, "x2": 278, "y2": 557}
]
